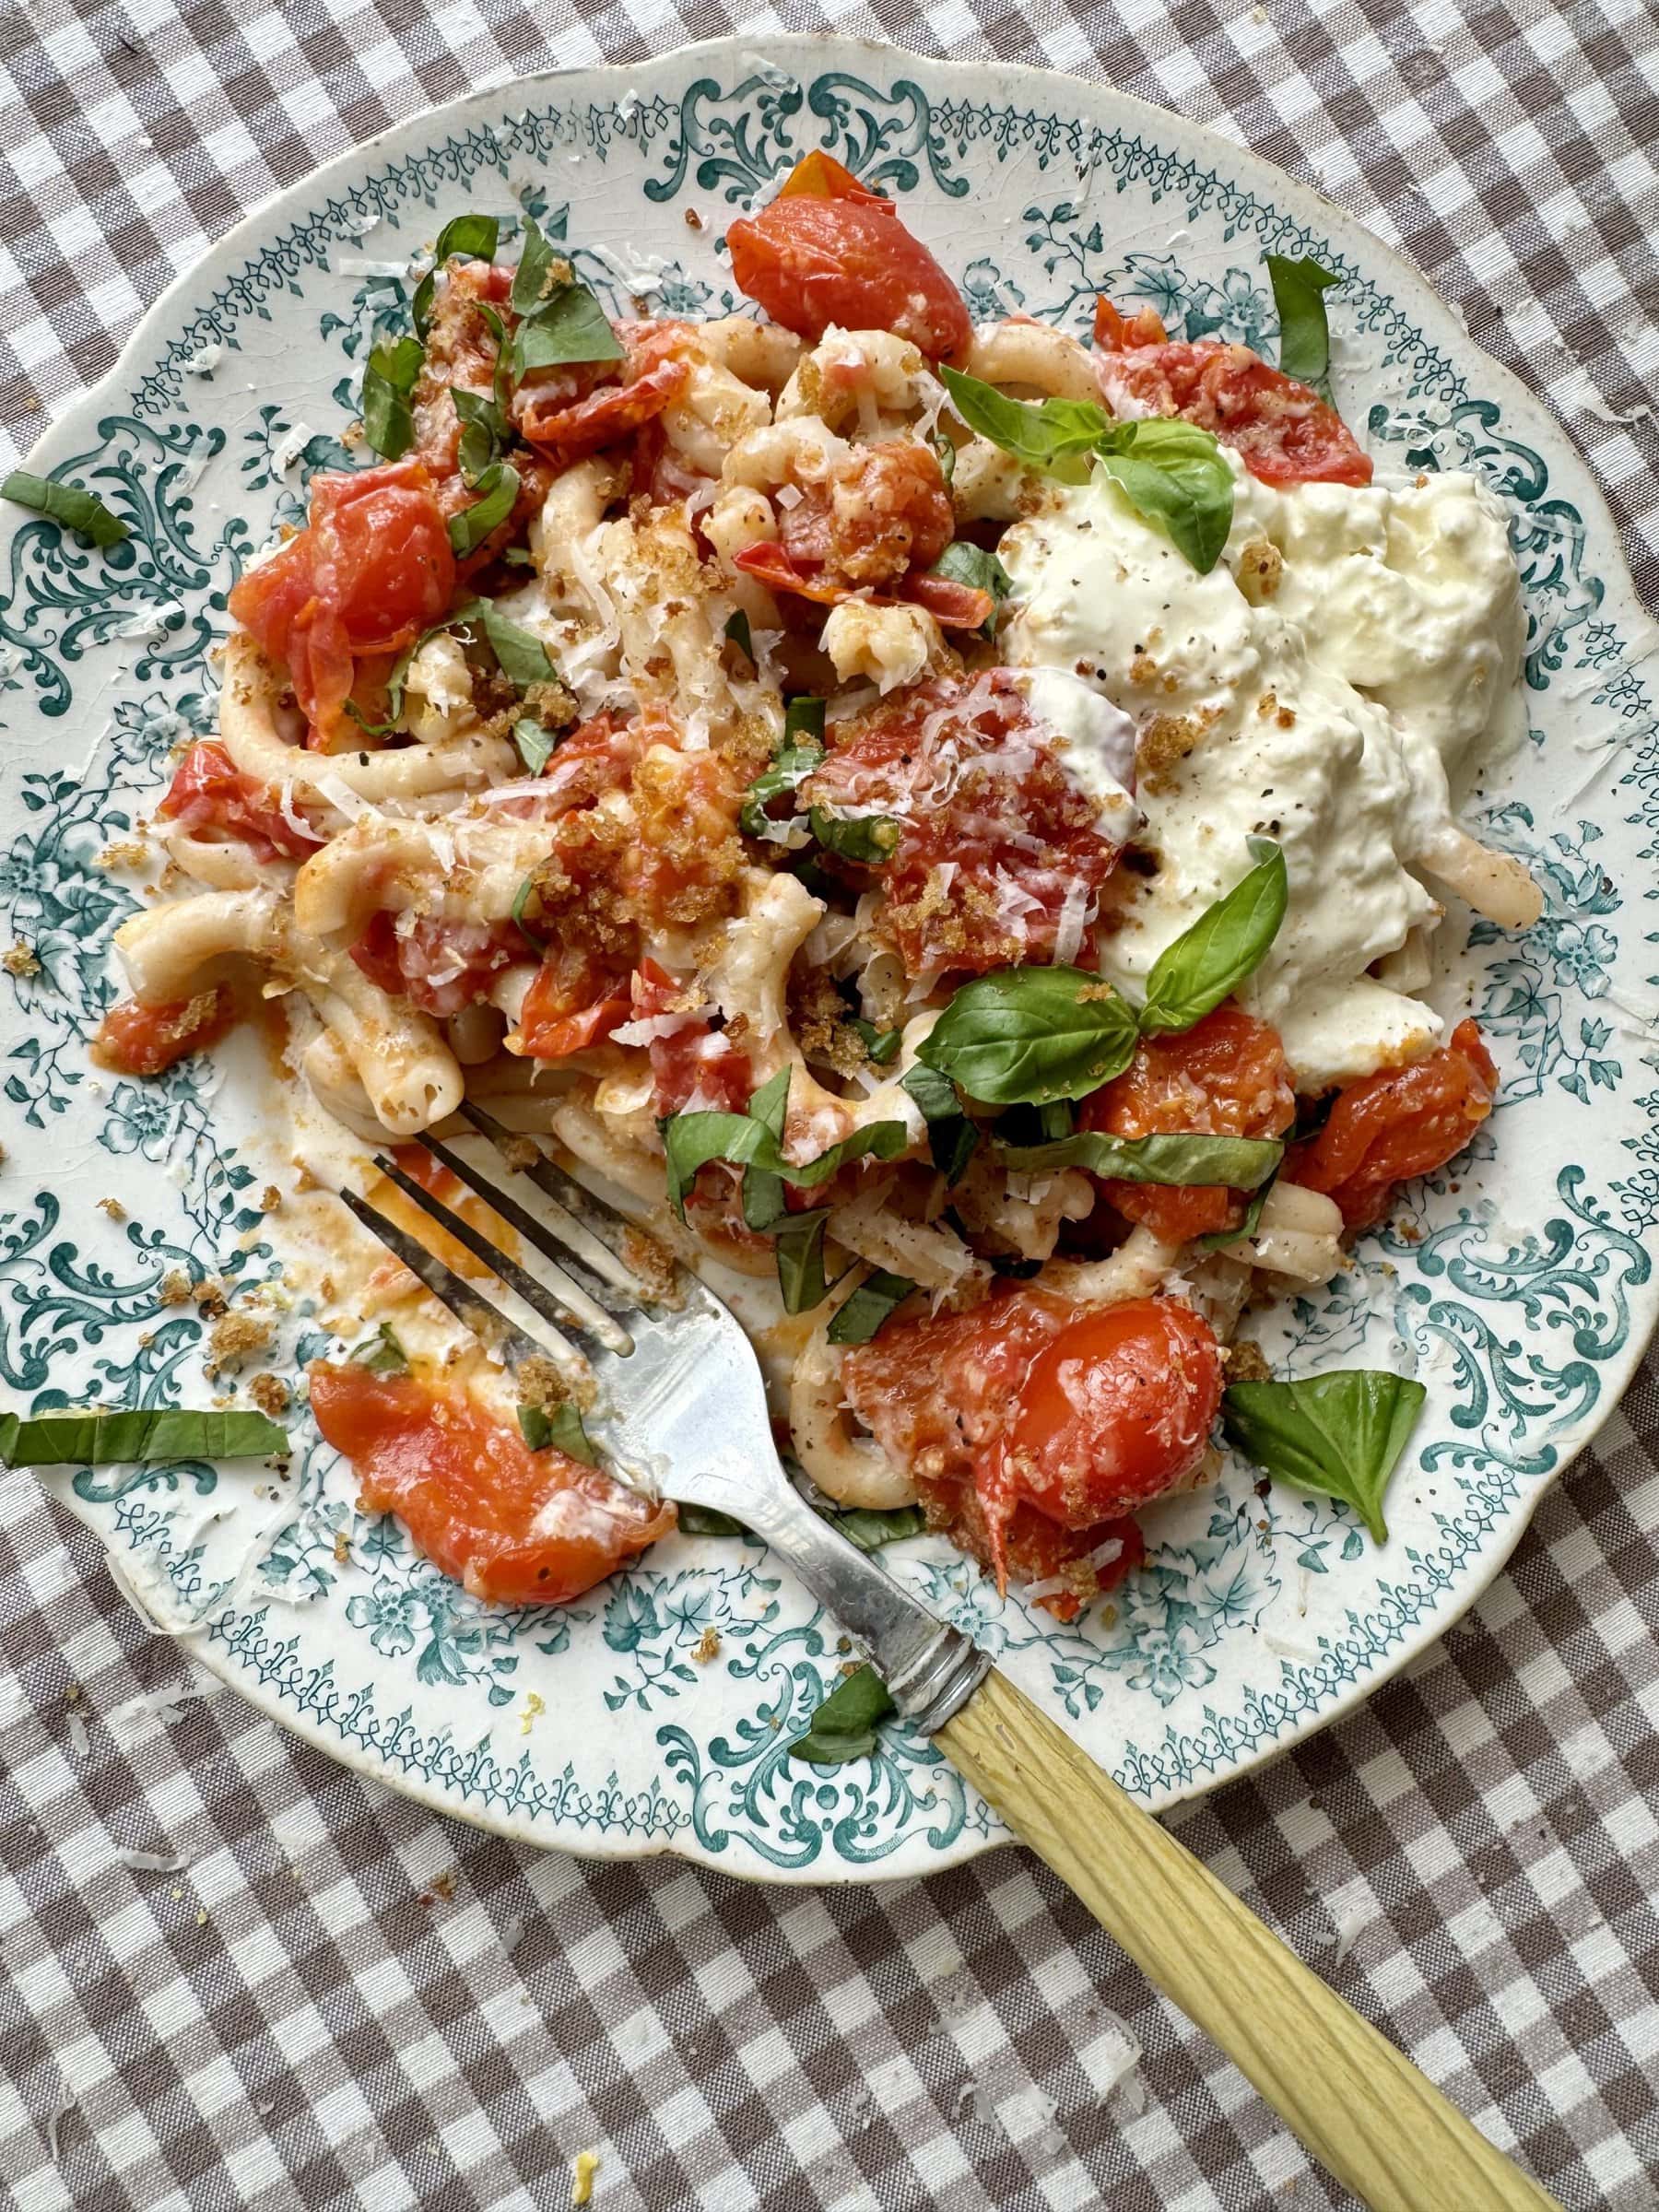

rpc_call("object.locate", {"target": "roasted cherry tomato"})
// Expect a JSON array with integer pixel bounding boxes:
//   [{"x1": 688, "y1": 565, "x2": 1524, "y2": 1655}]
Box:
[
  {"x1": 514, "y1": 942, "x2": 631, "y2": 1060},
  {"x1": 158, "y1": 740, "x2": 324, "y2": 862},
  {"x1": 92, "y1": 987, "x2": 236, "y2": 1077},
  {"x1": 1079, "y1": 1005, "x2": 1295, "y2": 1243},
  {"x1": 229, "y1": 461, "x2": 455, "y2": 747},
  {"x1": 308, "y1": 1363, "x2": 675, "y2": 1605},
  {"x1": 1288, "y1": 1017, "x2": 1498, "y2": 1228},
  {"x1": 1093, "y1": 295, "x2": 1372, "y2": 488},
  {"x1": 727, "y1": 151, "x2": 971, "y2": 361},
  {"x1": 349, "y1": 912, "x2": 528, "y2": 1021}
]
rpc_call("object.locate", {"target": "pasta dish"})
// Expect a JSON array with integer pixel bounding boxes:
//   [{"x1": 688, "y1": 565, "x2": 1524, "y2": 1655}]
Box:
[{"x1": 90, "y1": 154, "x2": 1541, "y2": 1619}]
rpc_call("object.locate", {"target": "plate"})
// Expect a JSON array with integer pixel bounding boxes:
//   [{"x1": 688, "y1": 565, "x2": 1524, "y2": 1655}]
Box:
[{"x1": 2, "y1": 35, "x2": 1654, "y2": 1880}]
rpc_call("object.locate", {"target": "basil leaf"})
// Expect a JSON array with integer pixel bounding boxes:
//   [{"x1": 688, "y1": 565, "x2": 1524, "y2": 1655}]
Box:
[
  {"x1": 739, "y1": 1066, "x2": 792, "y2": 1234},
  {"x1": 514, "y1": 282, "x2": 623, "y2": 376},
  {"x1": 2, "y1": 469, "x2": 128, "y2": 547},
  {"x1": 814, "y1": 1500, "x2": 927, "y2": 1551},
  {"x1": 0, "y1": 1406, "x2": 287, "y2": 1467},
  {"x1": 660, "y1": 1070, "x2": 908, "y2": 1218},
  {"x1": 517, "y1": 1400, "x2": 597, "y2": 1464},
  {"x1": 511, "y1": 215, "x2": 564, "y2": 316},
  {"x1": 929, "y1": 540, "x2": 1011, "y2": 640},
  {"x1": 447, "y1": 460, "x2": 520, "y2": 557},
  {"x1": 784, "y1": 696, "x2": 826, "y2": 747},
  {"x1": 677, "y1": 1501, "x2": 747, "y2": 1537},
  {"x1": 1095, "y1": 418, "x2": 1234, "y2": 575},
  {"x1": 930, "y1": 427, "x2": 957, "y2": 484},
  {"x1": 940, "y1": 368, "x2": 1107, "y2": 477},
  {"x1": 1222, "y1": 1370, "x2": 1426, "y2": 1542},
  {"x1": 361, "y1": 335, "x2": 424, "y2": 461},
  {"x1": 512, "y1": 717, "x2": 558, "y2": 774},
  {"x1": 919, "y1": 967, "x2": 1139, "y2": 1106},
  {"x1": 413, "y1": 213, "x2": 500, "y2": 336},
  {"x1": 997, "y1": 1129, "x2": 1283, "y2": 1188},
  {"x1": 1266, "y1": 253, "x2": 1340, "y2": 395},
  {"x1": 724, "y1": 608, "x2": 754, "y2": 665},
  {"x1": 1138, "y1": 838, "x2": 1288, "y2": 1035},
  {"x1": 774, "y1": 1208, "x2": 833, "y2": 1314},
  {"x1": 452, "y1": 385, "x2": 504, "y2": 485},
  {"x1": 787, "y1": 1663, "x2": 895, "y2": 1765},
  {"x1": 511, "y1": 872, "x2": 547, "y2": 951},
  {"x1": 741, "y1": 722, "x2": 825, "y2": 843},
  {"x1": 807, "y1": 806, "x2": 902, "y2": 865},
  {"x1": 470, "y1": 600, "x2": 556, "y2": 688},
  {"x1": 827, "y1": 1270, "x2": 915, "y2": 1345},
  {"x1": 1193, "y1": 1171, "x2": 1277, "y2": 1252},
  {"x1": 851, "y1": 1018, "x2": 901, "y2": 1065},
  {"x1": 348, "y1": 1323, "x2": 408, "y2": 1375},
  {"x1": 476, "y1": 301, "x2": 514, "y2": 418},
  {"x1": 900, "y1": 1062, "x2": 978, "y2": 1183}
]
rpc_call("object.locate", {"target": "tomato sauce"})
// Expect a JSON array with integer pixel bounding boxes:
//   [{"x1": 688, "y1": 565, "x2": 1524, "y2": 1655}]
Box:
[{"x1": 309, "y1": 1362, "x2": 674, "y2": 1605}]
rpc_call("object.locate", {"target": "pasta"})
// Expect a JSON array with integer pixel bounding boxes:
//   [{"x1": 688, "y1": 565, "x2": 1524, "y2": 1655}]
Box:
[{"x1": 98, "y1": 183, "x2": 1537, "y2": 1618}]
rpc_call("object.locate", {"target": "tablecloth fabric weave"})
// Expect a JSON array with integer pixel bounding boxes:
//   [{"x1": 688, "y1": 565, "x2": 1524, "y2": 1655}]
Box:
[{"x1": 2, "y1": 3, "x2": 1657, "y2": 2207}]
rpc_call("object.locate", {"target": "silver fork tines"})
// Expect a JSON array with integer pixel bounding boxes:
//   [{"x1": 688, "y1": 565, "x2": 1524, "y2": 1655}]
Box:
[
  {"x1": 371, "y1": 1151, "x2": 634, "y2": 1359},
  {"x1": 458, "y1": 1102, "x2": 644, "y2": 1299},
  {"x1": 420, "y1": 1129, "x2": 637, "y2": 1322},
  {"x1": 335, "y1": 1185, "x2": 559, "y2": 1379}
]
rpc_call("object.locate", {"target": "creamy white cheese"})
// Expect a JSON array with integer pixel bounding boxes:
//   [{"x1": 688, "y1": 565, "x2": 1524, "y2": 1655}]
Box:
[
  {"x1": 1000, "y1": 454, "x2": 1524, "y2": 1088},
  {"x1": 1015, "y1": 666, "x2": 1141, "y2": 846}
]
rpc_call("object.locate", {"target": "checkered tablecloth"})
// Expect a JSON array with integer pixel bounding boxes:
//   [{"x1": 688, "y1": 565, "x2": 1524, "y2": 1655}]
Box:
[{"x1": 3, "y1": 3, "x2": 1658, "y2": 2206}]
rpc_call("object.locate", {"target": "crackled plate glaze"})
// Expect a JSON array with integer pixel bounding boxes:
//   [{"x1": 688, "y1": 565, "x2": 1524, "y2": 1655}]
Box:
[{"x1": 2, "y1": 37, "x2": 1654, "y2": 1880}]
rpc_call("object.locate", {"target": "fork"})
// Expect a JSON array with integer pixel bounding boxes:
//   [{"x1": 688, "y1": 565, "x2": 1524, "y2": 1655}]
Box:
[{"x1": 343, "y1": 1103, "x2": 1560, "y2": 2212}]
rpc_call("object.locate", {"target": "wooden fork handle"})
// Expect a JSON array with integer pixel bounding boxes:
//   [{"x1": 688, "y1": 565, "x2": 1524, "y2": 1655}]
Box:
[{"x1": 937, "y1": 1669, "x2": 1562, "y2": 2212}]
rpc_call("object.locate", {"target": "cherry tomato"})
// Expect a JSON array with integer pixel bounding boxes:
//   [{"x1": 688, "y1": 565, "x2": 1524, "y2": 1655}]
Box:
[
  {"x1": 1092, "y1": 294, "x2": 1372, "y2": 488},
  {"x1": 726, "y1": 151, "x2": 971, "y2": 361},
  {"x1": 514, "y1": 941, "x2": 631, "y2": 1060},
  {"x1": 93, "y1": 987, "x2": 235, "y2": 1077},
  {"x1": 1288, "y1": 1018, "x2": 1498, "y2": 1229},
  {"x1": 519, "y1": 357, "x2": 689, "y2": 464},
  {"x1": 1079, "y1": 1006, "x2": 1295, "y2": 1243},
  {"x1": 350, "y1": 912, "x2": 529, "y2": 1021},
  {"x1": 801, "y1": 672, "x2": 1121, "y2": 976},
  {"x1": 158, "y1": 740, "x2": 324, "y2": 862},
  {"x1": 229, "y1": 461, "x2": 454, "y2": 746},
  {"x1": 308, "y1": 1362, "x2": 675, "y2": 1605},
  {"x1": 1005, "y1": 1298, "x2": 1223, "y2": 1524}
]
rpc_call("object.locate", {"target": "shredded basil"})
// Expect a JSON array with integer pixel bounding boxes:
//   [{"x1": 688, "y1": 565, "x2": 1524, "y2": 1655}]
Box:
[
  {"x1": 929, "y1": 539, "x2": 1011, "y2": 640},
  {"x1": 360, "y1": 335, "x2": 424, "y2": 461},
  {"x1": 787, "y1": 1663, "x2": 895, "y2": 1765},
  {"x1": 1266, "y1": 253, "x2": 1341, "y2": 395},
  {"x1": 850, "y1": 1018, "x2": 901, "y2": 1065},
  {"x1": 514, "y1": 282, "x2": 623, "y2": 377},
  {"x1": 900, "y1": 1062, "x2": 978, "y2": 1184},
  {"x1": 918, "y1": 966, "x2": 1139, "y2": 1106},
  {"x1": 930, "y1": 426, "x2": 957, "y2": 484},
  {"x1": 451, "y1": 384, "x2": 506, "y2": 485},
  {"x1": 1222, "y1": 1370, "x2": 1426, "y2": 1542},
  {"x1": 517, "y1": 1399, "x2": 598, "y2": 1464},
  {"x1": 740, "y1": 699, "x2": 827, "y2": 843},
  {"x1": 2, "y1": 469, "x2": 128, "y2": 547},
  {"x1": 512, "y1": 716, "x2": 559, "y2": 774},
  {"x1": 412, "y1": 213, "x2": 500, "y2": 336},
  {"x1": 1137, "y1": 838, "x2": 1288, "y2": 1035},
  {"x1": 660, "y1": 1067, "x2": 908, "y2": 1218},
  {"x1": 511, "y1": 215, "x2": 564, "y2": 316},
  {"x1": 827, "y1": 1269, "x2": 915, "y2": 1346},
  {"x1": 996, "y1": 1129, "x2": 1284, "y2": 1188},
  {"x1": 348, "y1": 1323, "x2": 408, "y2": 1376},
  {"x1": 447, "y1": 459, "x2": 520, "y2": 556},
  {"x1": 773, "y1": 1208, "x2": 834, "y2": 1314},
  {"x1": 510, "y1": 872, "x2": 547, "y2": 950},
  {"x1": 1193, "y1": 1171, "x2": 1277, "y2": 1252},
  {"x1": 0, "y1": 1406, "x2": 287, "y2": 1468},
  {"x1": 806, "y1": 806, "x2": 902, "y2": 865},
  {"x1": 724, "y1": 608, "x2": 754, "y2": 665},
  {"x1": 815, "y1": 1500, "x2": 927, "y2": 1551}
]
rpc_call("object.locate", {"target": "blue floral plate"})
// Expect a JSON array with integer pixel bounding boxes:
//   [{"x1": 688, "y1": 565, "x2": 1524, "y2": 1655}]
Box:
[{"x1": 3, "y1": 37, "x2": 1654, "y2": 1879}]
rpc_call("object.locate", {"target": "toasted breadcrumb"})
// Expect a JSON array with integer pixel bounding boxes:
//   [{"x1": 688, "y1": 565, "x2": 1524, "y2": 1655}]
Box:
[
  {"x1": 500, "y1": 1135, "x2": 542, "y2": 1174},
  {"x1": 693, "y1": 1626, "x2": 722, "y2": 1665},
  {"x1": 515, "y1": 1355, "x2": 571, "y2": 1411},
  {"x1": 3, "y1": 943, "x2": 40, "y2": 977},
  {"x1": 159, "y1": 1270, "x2": 193, "y2": 1307},
  {"x1": 620, "y1": 1226, "x2": 680, "y2": 1307},
  {"x1": 99, "y1": 839, "x2": 149, "y2": 871},
  {"x1": 248, "y1": 1371, "x2": 290, "y2": 1418},
  {"x1": 1224, "y1": 1340, "x2": 1272, "y2": 1382},
  {"x1": 260, "y1": 1185, "x2": 282, "y2": 1213},
  {"x1": 98, "y1": 1197, "x2": 127, "y2": 1220},
  {"x1": 333, "y1": 1530, "x2": 350, "y2": 1564},
  {"x1": 206, "y1": 1311, "x2": 273, "y2": 1371}
]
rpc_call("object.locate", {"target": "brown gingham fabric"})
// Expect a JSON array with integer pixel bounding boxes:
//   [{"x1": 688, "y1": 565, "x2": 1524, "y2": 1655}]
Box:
[{"x1": 2, "y1": 2, "x2": 1657, "y2": 2206}]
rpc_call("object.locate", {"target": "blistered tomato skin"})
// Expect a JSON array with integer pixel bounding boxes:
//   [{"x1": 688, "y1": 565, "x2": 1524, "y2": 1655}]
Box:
[
  {"x1": 726, "y1": 152, "x2": 971, "y2": 361},
  {"x1": 93, "y1": 988, "x2": 236, "y2": 1077},
  {"x1": 308, "y1": 1363, "x2": 675, "y2": 1606},
  {"x1": 1288, "y1": 1016, "x2": 1498, "y2": 1229}
]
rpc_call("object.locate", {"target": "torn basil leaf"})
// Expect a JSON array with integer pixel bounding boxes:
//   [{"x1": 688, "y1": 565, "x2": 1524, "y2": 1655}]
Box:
[
  {"x1": 740, "y1": 711, "x2": 826, "y2": 843},
  {"x1": 660, "y1": 1068, "x2": 908, "y2": 1218},
  {"x1": 807, "y1": 806, "x2": 902, "y2": 865},
  {"x1": 0, "y1": 1406, "x2": 287, "y2": 1468},
  {"x1": 815, "y1": 1500, "x2": 927, "y2": 1551},
  {"x1": 1193, "y1": 1171, "x2": 1277, "y2": 1252},
  {"x1": 724, "y1": 608, "x2": 754, "y2": 665},
  {"x1": 787, "y1": 1663, "x2": 895, "y2": 1765},
  {"x1": 451, "y1": 384, "x2": 506, "y2": 485},
  {"x1": 1094, "y1": 417, "x2": 1234, "y2": 576},
  {"x1": 1137, "y1": 838, "x2": 1288, "y2": 1035},
  {"x1": 930, "y1": 426, "x2": 957, "y2": 484},
  {"x1": 774, "y1": 1208, "x2": 834, "y2": 1314},
  {"x1": 929, "y1": 539, "x2": 1011, "y2": 640},
  {"x1": 900, "y1": 1062, "x2": 979, "y2": 1184},
  {"x1": 413, "y1": 213, "x2": 500, "y2": 336},
  {"x1": 447, "y1": 459, "x2": 520, "y2": 556},
  {"x1": 1266, "y1": 253, "x2": 1341, "y2": 394},
  {"x1": 827, "y1": 1270, "x2": 915, "y2": 1346},
  {"x1": 511, "y1": 215, "x2": 564, "y2": 316},
  {"x1": 851, "y1": 1018, "x2": 901, "y2": 1065},
  {"x1": 2, "y1": 469, "x2": 129, "y2": 548},
  {"x1": 996, "y1": 1129, "x2": 1284, "y2": 1188},
  {"x1": 677, "y1": 1501, "x2": 747, "y2": 1537},
  {"x1": 919, "y1": 966, "x2": 1139, "y2": 1106},
  {"x1": 361, "y1": 335, "x2": 424, "y2": 461},
  {"x1": 1221, "y1": 1370, "x2": 1426, "y2": 1542},
  {"x1": 511, "y1": 872, "x2": 548, "y2": 950},
  {"x1": 348, "y1": 1323, "x2": 408, "y2": 1375},
  {"x1": 517, "y1": 1400, "x2": 597, "y2": 1464},
  {"x1": 512, "y1": 716, "x2": 559, "y2": 775},
  {"x1": 940, "y1": 368, "x2": 1107, "y2": 477},
  {"x1": 514, "y1": 281, "x2": 623, "y2": 376}
]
